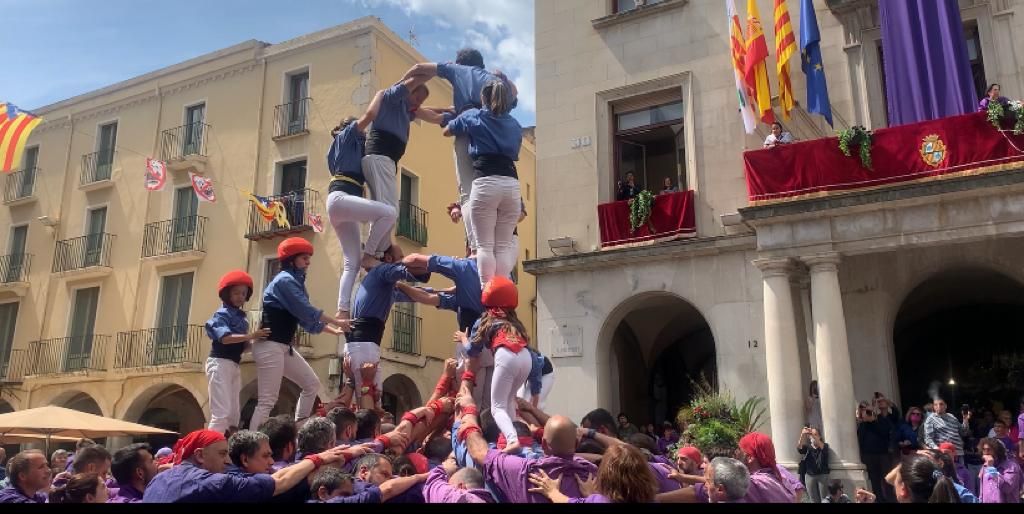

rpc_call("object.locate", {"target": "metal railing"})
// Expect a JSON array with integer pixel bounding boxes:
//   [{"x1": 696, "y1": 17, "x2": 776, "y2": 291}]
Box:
[
  {"x1": 274, "y1": 98, "x2": 311, "y2": 138},
  {"x1": 142, "y1": 216, "x2": 207, "y2": 258},
  {"x1": 81, "y1": 150, "x2": 115, "y2": 185},
  {"x1": 28, "y1": 335, "x2": 109, "y2": 375},
  {"x1": 0, "y1": 253, "x2": 31, "y2": 283},
  {"x1": 115, "y1": 325, "x2": 205, "y2": 368},
  {"x1": 245, "y1": 188, "x2": 320, "y2": 239},
  {"x1": 160, "y1": 122, "x2": 210, "y2": 162},
  {"x1": 4, "y1": 167, "x2": 37, "y2": 202},
  {"x1": 397, "y1": 201, "x2": 428, "y2": 246},
  {"x1": 245, "y1": 310, "x2": 313, "y2": 347},
  {"x1": 0, "y1": 349, "x2": 28, "y2": 383},
  {"x1": 52, "y1": 233, "x2": 115, "y2": 272},
  {"x1": 390, "y1": 308, "x2": 421, "y2": 355}
]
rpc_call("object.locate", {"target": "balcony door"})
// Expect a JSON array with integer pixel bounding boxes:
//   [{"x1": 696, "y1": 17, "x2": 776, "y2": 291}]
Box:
[
  {"x1": 84, "y1": 207, "x2": 107, "y2": 267},
  {"x1": 97, "y1": 122, "x2": 117, "y2": 180},
  {"x1": 0, "y1": 302, "x2": 18, "y2": 377},
  {"x1": 171, "y1": 186, "x2": 199, "y2": 252},
  {"x1": 5, "y1": 225, "x2": 27, "y2": 283},
  {"x1": 288, "y1": 72, "x2": 309, "y2": 134},
  {"x1": 155, "y1": 272, "x2": 193, "y2": 364},
  {"x1": 183, "y1": 104, "x2": 205, "y2": 156},
  {"x1": 20, "y1": 146, "x2": 38, "y2": 197},
  {"x1": 67, "y1": 287, "x2": 100, "y2": 371},
  {"x1": 279, "y1": 160, "x2": 307, "y2": 228}
]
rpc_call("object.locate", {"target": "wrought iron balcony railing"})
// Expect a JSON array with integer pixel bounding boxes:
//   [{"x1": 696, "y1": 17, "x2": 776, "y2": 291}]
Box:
[
  {"x1": 0, "y1": 349, "x2": 28, "y2": 383},
  {"x1": 53, "y1": 233, "x2": 114, "y2": 273},
  {"x1": 115, "y1": 325, "x2": 205, "y2": 368},
  {"x1": 274, "y1": 98, "x2": 311, "y2": 138},
  {"x1": 81, "y1": 150, "x2": 115, "y2": 185},
  {"x1": 142, "y1": 216, "x2": 207, "y2": 258},
  {"x1": 28, "y1": 335, "x2": 109, "y2": 375},
  {"x1": 0, "y1": 253, "x2": 31, "y2": 283},
  {"x1": 245, "y1": 188, "x2": 320, "y2": 240},
  {"x1": 390, "y1": 308, "x2": 421, "y2": 355},
  {"x1": 397, "y1": 201, "x2": 428, "y2": 246},
  {"x1": 160, "y1": 122, "x2": 210, "y2": 162},
  {"x1": 4, "y1": 167, "x2": 37, "y2": 202}
]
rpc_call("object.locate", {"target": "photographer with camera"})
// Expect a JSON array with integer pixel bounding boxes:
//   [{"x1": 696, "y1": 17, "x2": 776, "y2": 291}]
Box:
[
  {"x1": 857, "y1": 401, "x2": 894, "y2": 502},
  {"x1": 796, "y1": 426, "x2": 830, "y2": 502}
]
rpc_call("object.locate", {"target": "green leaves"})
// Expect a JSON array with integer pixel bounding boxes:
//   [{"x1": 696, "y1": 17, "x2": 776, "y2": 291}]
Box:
[
  {"x1": 837, "y1": 125, "x2": 873, "y2": 170},
  {"x1": 675, "y1": 375, "x2": 766, "y2": 457},
  {"x1": 988, "y1": 99, "x2": 1024, "y2": 136},
  {"x1": 628, "y1": 190, "x2": 654, "y2": 233}
]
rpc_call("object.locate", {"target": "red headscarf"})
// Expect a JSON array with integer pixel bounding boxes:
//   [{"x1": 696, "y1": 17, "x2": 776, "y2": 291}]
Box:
[
  {"x1": 738, "y1": 432, "x2": 777, "y2": 469},
  {"x1": 676, "y1": 445, "x2": 703, "y2": 465},
  {"x1": 938, "y1": 442, "x2": 957, "y2": 458},
  {"x1": 405, "y1": 452, "x2": 429, "y2": 474},
  {"x1": 170, "y1": 429, "x2": 227, "y2": 465}
]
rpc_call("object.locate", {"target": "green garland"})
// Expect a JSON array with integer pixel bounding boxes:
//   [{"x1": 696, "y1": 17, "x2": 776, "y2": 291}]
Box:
[
  {"x1": 837, "y1": 125, "x2": 873, "y2": 170},
  {"x1": 674, "y1": 376, "x2": 767, "y2": 458},
  {"x1": 986, "y1": 99, "x2": 1024, "y2": 135},
  {"x1": 628, "y1": 190, "x2": 654, "y2": 233}
]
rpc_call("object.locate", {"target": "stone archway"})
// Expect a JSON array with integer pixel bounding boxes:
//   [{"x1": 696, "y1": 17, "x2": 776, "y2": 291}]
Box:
[
  {"x1": 50, "y1": 390, "x2": 104, "y2": 416},
  {"x1": 598, "y1": 292, "x2": 717, "y2": 427},
  {"x1": 382, "y1": 374, "x2": 422, "y2": 418},
  {"x1": 124, "y1": 384, "x2": 206, "y2": 449},
  {"x1": 893, "y1": 267, "x2": 1024, "y2": 413},
  {"x1": 239, "y1": 378, "x2": 301, "y2": 430}
]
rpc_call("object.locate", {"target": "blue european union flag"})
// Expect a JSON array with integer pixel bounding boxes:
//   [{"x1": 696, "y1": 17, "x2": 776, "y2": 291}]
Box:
[{"x1": 800, "y1": 0, "x2": 833, "y2": 127}]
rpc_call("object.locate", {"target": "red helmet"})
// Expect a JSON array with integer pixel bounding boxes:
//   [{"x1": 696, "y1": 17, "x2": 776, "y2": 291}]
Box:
[
  {"x1": 218, "y1": 270, "x2": 254, "y2": 301},
  {"x1": 277, "y1": 237, "x2": 314, "y2": 261},
  {"x1": 481, "y1": 276, "x2": 518, "y2": 309}
]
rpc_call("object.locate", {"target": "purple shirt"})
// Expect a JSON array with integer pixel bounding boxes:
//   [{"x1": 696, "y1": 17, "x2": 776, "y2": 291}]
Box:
[
  {"x1": 325, "y1": 485, "x2": 382, "y2": 504},
  {"x1": 979, "y1": 459, "x2": 1022, "y2": 504},
  {"x1": 570, "y1": 493, "x2": 611, "y2": 503},
  {"x1": 648, "y1": 462, "x2": 681, "y2": 493},
  {"x1": 0, "y1": 486, "x2": 47, "y2": 504},
  {"x1": 141, "y1": 462, "x2": 276, "y2": 503},
  {"x1": 107, "y1": 484, "x2": 144, "y2": 503},
  {"x1": 743, "y1": 468, "x2": 797, "y2": 503},
  {"x1": 423, "y1": 467, "x2": 494, "y2": 503},
  {"x1": 482, "y1": 449, "x2": 598, "y2": 503}
]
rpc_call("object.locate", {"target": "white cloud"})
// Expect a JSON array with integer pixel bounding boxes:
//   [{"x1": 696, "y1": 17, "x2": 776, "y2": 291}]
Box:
[{"x1": 359, "y1": 0, "x2": 535, "y2": 122}]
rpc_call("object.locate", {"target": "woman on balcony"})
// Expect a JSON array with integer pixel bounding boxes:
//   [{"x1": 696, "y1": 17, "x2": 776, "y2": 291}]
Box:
[{"x1": 978, "y1": 84, "x2": 1009, "y2": 112}]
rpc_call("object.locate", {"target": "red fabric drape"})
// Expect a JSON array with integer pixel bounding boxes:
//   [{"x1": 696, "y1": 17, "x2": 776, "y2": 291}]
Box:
[
  {"x1": 743, "y1": 112, "x2": 1024, "y2": 203},
  {"x1": 598, "y1": 190, "x2": 696, "y2": 249}
]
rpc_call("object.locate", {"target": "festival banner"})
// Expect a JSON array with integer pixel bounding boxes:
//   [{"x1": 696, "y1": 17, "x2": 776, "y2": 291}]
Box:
[
  {"x1": 189, "y1": 172, "x2": 216, "y2": 202},
  {"x1": 307, "y1": 212, "x2": 324, "y2": 233},
  {"x1": 144, "y1": 158, "x2": 167, "y2": 191},
  {"x1": 727, "y1": 0, "x2": 757, "y2": 134}
]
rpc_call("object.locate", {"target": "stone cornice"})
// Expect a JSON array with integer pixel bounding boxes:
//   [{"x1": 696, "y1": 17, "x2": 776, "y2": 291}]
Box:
[
  {"x1": 753, "y1": 257, "x2": 796, "y2": 278},
  {"x1": 523, "y1": 234, "x2": 756, "y2": 275},
  {"x1": 802, "y1": 252, "x2": 842, "y2": 273},
  {"x1": 158, "y1": 61, "x2": 260, "y2": 98},
  {"x1": 591, "y1": 0, "x2": 688, "y2": 30}
]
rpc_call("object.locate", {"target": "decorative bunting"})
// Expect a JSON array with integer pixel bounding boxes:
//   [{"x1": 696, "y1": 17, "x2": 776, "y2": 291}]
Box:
[
  {"x1": 144, "y1": 158, "x2": 167, "y2": 191},
  {"x1": 307, "y1": 212, "x2": 324, "y2": 233},
  {"x1": 189, "y1": 172, "x2": 216, "y2": 202}
]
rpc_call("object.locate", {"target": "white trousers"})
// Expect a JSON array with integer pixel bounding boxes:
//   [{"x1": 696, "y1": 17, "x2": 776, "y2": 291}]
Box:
[
  {"x1": 248, "y1": 341, "x2": 321, "y2": 430},
  {"x1": 467, "y1": 175, "x2": 521, "y2": 286},
  {"x1": 490, "y1": 347, "x2": 532, "y2": 444},
  {"x1": 453, "y1": 136, "x2": 476, "y2": 247},
  {"x1": 326, "y1": 191, "x2": 397, "y2": 311},
  {"x1": 344, "y1": 342, "x2": 383, "y2": 402},
  {"x1": 456, "y1": 344, "x2": 495, "y2": 411},
  {"x1": 206, "y1": 357, "x2": 241, "y2": 433},
  {"x1": 517, "y1": 373, "x2": 555, "y2": 412},
  {"x1": 361, "y1": 155, "x2": 399, "y2": 256}
]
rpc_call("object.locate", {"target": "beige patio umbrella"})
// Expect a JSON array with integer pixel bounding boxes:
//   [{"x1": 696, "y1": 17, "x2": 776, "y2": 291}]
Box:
[
  {"x1": 0, "y1": 433, "x2": 79, "y2": 445},
  {"x1": 0, "y1": 405, "x2": 176, "y2": 453}
]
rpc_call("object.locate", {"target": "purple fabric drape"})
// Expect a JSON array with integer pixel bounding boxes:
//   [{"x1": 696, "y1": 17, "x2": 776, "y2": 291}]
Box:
[{"x1": 880, "y1": 0, "x2": 977, "y2": 126}]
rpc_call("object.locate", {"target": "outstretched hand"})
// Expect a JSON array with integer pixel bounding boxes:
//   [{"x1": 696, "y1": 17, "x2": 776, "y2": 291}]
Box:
[
  {"x1": 576, "y1": 473, "x2": 597, "y2": 497},
  {"x1": 527, "y1": 469, "x2": 562, "y2": 498}
]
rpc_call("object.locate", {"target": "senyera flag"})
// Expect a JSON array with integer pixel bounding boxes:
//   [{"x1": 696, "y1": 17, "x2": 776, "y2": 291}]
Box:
[{"x1": 0, "y1": 103, "x2": 43, "y2": 173}]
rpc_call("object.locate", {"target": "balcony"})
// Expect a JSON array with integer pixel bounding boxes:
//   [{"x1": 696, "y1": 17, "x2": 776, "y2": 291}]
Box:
[
  {"x1": 142, "y1": 216, "x2": 207, "y2": 264},
  {"x1": 0, "y1": 253, "x2": 32, "y2": 297},
  {"x1": 27, "y1": 335, "x2": 109, "y2": 376},
  {"x1": 397, "y1": 201, "x2": 428, "y2": 246},
  {"x1": 114, "y1": 325, "x2": 204, "y2": 369},
  {"x1": 4, "y1": 167, "x2": 37, "y2": 205},
  {"x1": 160, "y1": 122, "x2": 210, "y2": 173},
  {"x1": 597, "y1": 189, "x2": 696, "y2": 249},
  {"x1": 80, "y1": 150, "x2": 116, "y2": 190},
  {"x1": 390, "y1": 307, "x2": 421, "y2": 356},
  {"x1": 1, "y1": 349, "x2": 28, "y2": 383},
  {"x1": 273, "y1": 98, "x2": 311, "y2": 140},
  {"x1": 52, "y1": 233, "x2": 115, "y2": 279},
  {"x1": 245, "y1": 188, "x2": 320, "y2": 240}
]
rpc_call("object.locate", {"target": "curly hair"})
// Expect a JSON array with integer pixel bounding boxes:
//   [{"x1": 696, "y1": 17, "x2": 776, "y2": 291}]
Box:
[{"x1": 594, "y1": 443, "x2": 657, "y2": 503}]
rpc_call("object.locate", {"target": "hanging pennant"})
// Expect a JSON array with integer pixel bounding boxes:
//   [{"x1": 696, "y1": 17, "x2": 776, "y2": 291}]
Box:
[
  {"x1": 189, "y1": 172, "x2": 216, "y2": 202},
  {"x1": 307, "y1": 212, "x2": 324, "y2": 233},
  {"x1": 144, "y1": 158, "x2": 167, "y2": 191}
]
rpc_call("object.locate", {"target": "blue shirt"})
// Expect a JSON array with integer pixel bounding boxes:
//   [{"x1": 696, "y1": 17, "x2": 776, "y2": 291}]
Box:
[
  {"x1": 205, "y1": 304, "x2": 249, "y2": 363},
  {"x1": 327, "y1": 122, "x2": 366, "y2": 176},
  {"x1": 437, "y1": 63, "x2": 517, "y2": 114},
  {"x1": 141, "y1": 462, "x2": 276, "y2": 503},
  {"x1": 352, "y1": 263, "x2": 423, "y2": 321},
  {"x1": 427, "y1": 255, "x2": 482, "y2": 313},
  {"x1": 370, "y1": 83, "x2": 415, "y2": 143},
  {"x1": 446, "y1": 108, "x2": 523, "y2": 161},
  {"x1": 526, "y1": 348, "x2": 546, "y2": 396},
  {"x1": 263, "y1": 267, "x2": 326, "y2": 334}
]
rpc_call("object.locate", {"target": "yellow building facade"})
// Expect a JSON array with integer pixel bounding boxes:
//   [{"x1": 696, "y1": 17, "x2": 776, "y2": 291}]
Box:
[{"x1": 0, "y1": 17, "x2": 536, "y2": 444}]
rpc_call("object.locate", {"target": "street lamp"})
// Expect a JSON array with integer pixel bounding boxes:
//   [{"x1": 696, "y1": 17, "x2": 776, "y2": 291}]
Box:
[{"x1": 948, "y1": 378, "x2": 956, "y2": 386}]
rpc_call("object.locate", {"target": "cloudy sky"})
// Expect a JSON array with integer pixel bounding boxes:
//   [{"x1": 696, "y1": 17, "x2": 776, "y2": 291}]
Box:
[{"x1": 0, "y1": 0, "x2": 535, "y2": 125}]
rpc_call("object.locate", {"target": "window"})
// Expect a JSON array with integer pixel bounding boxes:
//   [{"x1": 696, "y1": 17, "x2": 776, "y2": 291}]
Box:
[
  {"x1": 20, "y1": 146, "x2": 38, "y2": 197},
  {"x1": 877, "y1": 43, "x2": 890, "y2": 127},
  {"x1": 67, "y1": 287, "x2": 100, "y2": 371},
  {"x1": 184, "y1": 104, "x2": 205, "y2": 156},
  {"x1": 96, "y1": 122, "x2": 117, "y2": 180},
  {"x1": 614, "y1": 93, "x2": 685, "y2": 197},
  {"x1": 171, "y1": 187, "x2": 199, "y2": 252},
  {"x1": 155, "y1": 272, "x2": 194, "y2": 360},
  {"x1": 287, "y1": 72, "x2": 309, "y2": 134},
  {"x1": 0, "y1": 302, "x2": 18, "y2": 372},
  {"x1": 6, "y1": 225, "x2": 28, "y2": 283},
  {"x1": 963, "y1": 21, "x2": 987, "y2": 102},
  {"x1": 279, "y1": 160, "x2": 308, "y2": 228},
  {"x1": 85, "y1": 207, "x2": 107, "y2": 267},
  {"x1": 614, "y1": 0, "x2": 664, "y2": 13},
  {"x1": 398, "y1": 172, "x2": 427, "y2": 246},
  {"x1": 264, "y1": 258, "x2": 281, "y2": 290},
  {"x1": 391, "y1": 303, "x2": 419, "y2": 355}
]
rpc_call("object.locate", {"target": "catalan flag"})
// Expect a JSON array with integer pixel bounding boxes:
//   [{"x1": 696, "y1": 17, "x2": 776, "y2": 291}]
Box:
[
  {"x1": 0, "y1": 103, "x2": 43, "y2": 173},
  {"x1": 727, "y1": 0, "x2": 758, "y2": 134},
  {"x1": 744, "y1": 0, "x2": 776, "y2": 125},
  {"x1": 774, "y1": 0, "x2": 797, "y2": 120}
]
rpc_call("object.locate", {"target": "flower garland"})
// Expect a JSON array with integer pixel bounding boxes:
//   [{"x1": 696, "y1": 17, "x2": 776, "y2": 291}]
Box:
[
  {"x1": 986, "y1": 99, "x2": 1024, "y2": 135},
  {"x1": 674, "y1": 377, "x2": 766, "y2": 458},
  {"x1": 628, "y1": 189, "x2": 654, "y2": 233},
  {"x1": 837, "y1": 125, "x2": 873, "y2": 170}
]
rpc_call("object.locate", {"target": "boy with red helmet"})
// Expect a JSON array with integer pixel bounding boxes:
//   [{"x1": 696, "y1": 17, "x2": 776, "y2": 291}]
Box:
[{"x1": 205, "y1": 270, "x2": 269, "y2": 433}]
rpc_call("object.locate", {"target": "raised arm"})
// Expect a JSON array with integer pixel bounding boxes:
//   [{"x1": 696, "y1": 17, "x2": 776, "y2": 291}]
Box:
[
  {"x1": 402, "y1": 62, "x2": 439, "y2": 81},
  {"x1": 356, "y1": 90, "x2": 385, "y2": 132},
  {"x1": 415, "y1": 108, "x2": 448, "y2": 126},
  {"x1": 395, "y1": 282, "x2": 442, "y2": 307}
]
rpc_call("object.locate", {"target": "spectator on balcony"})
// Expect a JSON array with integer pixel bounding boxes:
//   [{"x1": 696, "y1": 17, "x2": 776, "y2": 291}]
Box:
[
  {"x1": 978, "y1": 84, "x2": 1009, "y2": 112},
  {"x1": 249, "y1": 238, "x2": 349, "y2": 432},
  {"x1": 206, "y1": 270, "x2": 268, "y2": 434},
  {"x1": 616, "y1": 172, "x2": 639, "y2": 201},
  {"x1": 660, "y1": 177, "x2": 678, "y2": 195},
  {"x1": 763, "y1": 122, "x2": 794, "y2": 149}
]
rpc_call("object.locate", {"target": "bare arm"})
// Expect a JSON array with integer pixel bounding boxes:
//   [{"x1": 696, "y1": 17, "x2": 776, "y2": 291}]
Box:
[
  {"x1": 395, "y1": 282, "x2": 441, "y2": 307},
  {"x1": 402, "y1": 63, "x2": 438, "y2": 81},
  {"x1": 220, "y1": 327, "x2": 270, "y2": 345},
  {"x1": 401, "y1": 253, "x2": 431, "y2": 269},
  {"x1": 356, "y1": 90, "x2": 385, "y2": 132},
  {"x1": 415, "y1": 108, "x2": 447, "y2": 126}
]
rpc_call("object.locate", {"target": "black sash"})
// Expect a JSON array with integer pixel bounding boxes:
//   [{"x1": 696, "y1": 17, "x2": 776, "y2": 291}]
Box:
[
  {"x1": 261, "y1": 305, "x2": 298, "y2": 352},
  {"x1": 365, "y1": 129, "x2": 407, "y2": 164},
  {"x1": 473, "y1": 154, "x2": 518, "y2": 180},
  {"x1": 349, "y1": 317, "x2": 386, "y2": 346}
]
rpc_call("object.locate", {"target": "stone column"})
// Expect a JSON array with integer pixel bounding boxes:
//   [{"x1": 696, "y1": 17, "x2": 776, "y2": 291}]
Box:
[
  {"x1": 753, "y1": 257, "x2": 804, "y2": 467},
  {"x1": 804, "y1": 252, "x2": 862, "y2": 467}
]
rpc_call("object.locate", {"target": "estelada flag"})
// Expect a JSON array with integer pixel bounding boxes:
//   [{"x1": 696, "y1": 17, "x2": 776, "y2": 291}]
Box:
[
  {"x1": 189, "y1": 172, "x2": 216, "y2": 202},
  {"x1": 0, "y1": 103, "x2": 43, "y2": 173},
  {"x1": 144, "y1": 158, "x2": 167, "y2": 192}
]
